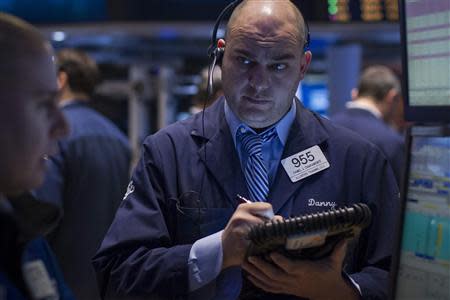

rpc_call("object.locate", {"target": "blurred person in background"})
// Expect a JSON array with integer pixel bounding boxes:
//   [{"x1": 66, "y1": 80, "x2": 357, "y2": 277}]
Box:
[
  {"x1": 190, "y1": 65, "x2": 223, "y2": 115},
  {"x1": 332, "y1": 65, "x2": 405, "y2": 185},
  {"x1": 177, "y1": 66, "x2": 223, "y2": 121},
  {"x1": 31, "y1": 48, "x2": 131, "y2": 299},
  {"x1": 0, "y1": 12, "x2": 74, "y2": 299}
]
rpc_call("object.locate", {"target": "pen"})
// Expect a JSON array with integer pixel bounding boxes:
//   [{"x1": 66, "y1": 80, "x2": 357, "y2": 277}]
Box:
[
  {"x1": 236, "y1": 194, "x2": 274, "y2": 219},
  {"x1": 237, "y1": 194, "x2": 252, "y2": 204}
]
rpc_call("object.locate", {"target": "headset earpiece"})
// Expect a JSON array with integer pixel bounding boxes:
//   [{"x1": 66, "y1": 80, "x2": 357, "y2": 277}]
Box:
[
  {"x1": 215, "y1": 38, "x2": 226, "y2": 65},
  {"x1": 217, "y1": 38, "x2": 226, "y2": 50}
]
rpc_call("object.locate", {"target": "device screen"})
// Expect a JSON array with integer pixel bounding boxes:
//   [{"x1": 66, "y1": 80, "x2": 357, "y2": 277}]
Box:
[{"x1": 395, "y1": 129, "x2": 450, "y2": 299}]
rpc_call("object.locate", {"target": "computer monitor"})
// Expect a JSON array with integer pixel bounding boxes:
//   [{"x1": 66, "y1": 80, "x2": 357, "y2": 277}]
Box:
[
  {"x1": 391, "y1": 125, "x2": 450, "y2": 299},
  {"x1": 400, "y1": 0, "x2": 450, "y2": 122},
  {"x1": 0, "y1": 0, "x2": 399, "y2": 24},
  {"x1": 296, "y1": 74, "x2": 330, "y2": 117}
]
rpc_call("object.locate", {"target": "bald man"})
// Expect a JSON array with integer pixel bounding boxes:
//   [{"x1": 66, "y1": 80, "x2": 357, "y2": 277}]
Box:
[
  {"x1": 93, "y1": 1, "x2": 399, "y2": 299},
  {"x1": 0, "y1": 13, "x2": 74, "y2": 299},
  {"x1": 333, "y1": 65, "x2": 405, "y2": 184}
]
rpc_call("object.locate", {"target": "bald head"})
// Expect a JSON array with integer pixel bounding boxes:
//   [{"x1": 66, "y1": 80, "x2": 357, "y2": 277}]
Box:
[
  {"x1": 220, "y1": 0, "x2": 312, "y2": 129},
  {"x1": 226, "y1": 0, "x2": 307, "y2": 49}
]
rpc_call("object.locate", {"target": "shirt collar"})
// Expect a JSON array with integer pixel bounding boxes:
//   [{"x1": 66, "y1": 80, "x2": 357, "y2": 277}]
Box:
[
  {"x1": 59, "y1": 98, "x2": 87, "y2": 108},
  {"x1": 224, "y1": 98, "x2": 296, "y2": 147},
  {"x1": 345, "y1": 99, "x2": 382, "y2": 119}
]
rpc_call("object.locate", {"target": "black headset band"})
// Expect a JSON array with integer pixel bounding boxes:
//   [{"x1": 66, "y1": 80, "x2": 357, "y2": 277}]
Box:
[
  {"x1": 207, "y1": 0, "x2": 241, "y2": 58},
  {"x1": 207, "y1": 0, "x2": 311, "y2": 58}
]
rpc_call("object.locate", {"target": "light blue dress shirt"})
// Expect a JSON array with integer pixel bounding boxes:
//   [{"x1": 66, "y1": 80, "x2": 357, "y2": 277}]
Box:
[
  {"x1": 227, "y1": 100, "x2": 296, "y2": 187},
  {"x1": 187, "y1": 99, "x2": 296, "y2": 297}
]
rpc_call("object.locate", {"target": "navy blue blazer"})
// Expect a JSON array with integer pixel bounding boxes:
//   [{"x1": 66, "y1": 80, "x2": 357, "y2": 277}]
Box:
[
  {"x1": 332, "y1": 107, "x2": 405, "y2": 185},
  {"x1": 93, "y1": 97, "x2": 400, "y2": 300}
]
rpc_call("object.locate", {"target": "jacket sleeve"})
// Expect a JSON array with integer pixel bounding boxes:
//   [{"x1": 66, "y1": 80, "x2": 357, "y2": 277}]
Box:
[
  {"x1": 348, "y1": 147, "x2": 401, "y2": 300},
  {"x1": 92, "y1": 137, "x2": 192, "y2": 299}
]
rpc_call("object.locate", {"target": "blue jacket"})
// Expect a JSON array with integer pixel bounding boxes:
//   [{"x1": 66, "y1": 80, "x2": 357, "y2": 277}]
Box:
[
  {"x1": 93, "y1": 97, "x2": 400, "y2": 299},
  {"x1": 332, "y1": 107, "x2": 405, "y2": 185}
]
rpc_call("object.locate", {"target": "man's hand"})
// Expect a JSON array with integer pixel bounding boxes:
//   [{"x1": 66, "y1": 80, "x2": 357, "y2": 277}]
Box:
[
  {"x1": 242, "y1": 239, "x2": 360, "y2": 300},
  {"x1": 221, "y1": 202, "x2": 274, "y2": 270}
]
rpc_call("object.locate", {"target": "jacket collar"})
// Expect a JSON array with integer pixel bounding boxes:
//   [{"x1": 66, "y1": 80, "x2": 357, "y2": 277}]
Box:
[{"x1": 190, "y1": 97, "x2": 248, "y2": 207}]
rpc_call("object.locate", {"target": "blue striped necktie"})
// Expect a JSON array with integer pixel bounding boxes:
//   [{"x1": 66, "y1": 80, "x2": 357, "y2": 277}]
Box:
[{"x1": 238, "y1": 127, "x2": 277, "y2": 201}]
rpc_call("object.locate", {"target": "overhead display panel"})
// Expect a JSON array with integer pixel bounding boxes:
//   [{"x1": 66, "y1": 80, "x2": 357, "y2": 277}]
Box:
[{"x1": 0, "y1": 0, "x2": 399, "y2": 24}]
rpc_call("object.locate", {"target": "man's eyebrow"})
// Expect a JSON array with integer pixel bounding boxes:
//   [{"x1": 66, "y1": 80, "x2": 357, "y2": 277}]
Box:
[
  {"x1": 233, "y1": 48, "x2": 296, "y2": 61},
  {"x1": 271, "y1": 53, "x2": 295, "y2": 61},
  {"x1": 233, "y1": 48, "x2": 253, "y2": 58}
]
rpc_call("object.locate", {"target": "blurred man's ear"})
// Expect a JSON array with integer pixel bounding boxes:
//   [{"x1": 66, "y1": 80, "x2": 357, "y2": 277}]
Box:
[
  {"x1": 299, "y1": 50, "x2": 312, "y2": 80},
  {"x1": 351, "y1": 88, "x2": 358, "y2": 101},
  {"x1": 382, "y1": 88, "x2": 400, "y2": 123},
  {"x1": 385, "y1": 88, "x2": 398, "y2": 105},
  {"x1": 57, "y1": 71, "x2": 68, "y2": 91}
]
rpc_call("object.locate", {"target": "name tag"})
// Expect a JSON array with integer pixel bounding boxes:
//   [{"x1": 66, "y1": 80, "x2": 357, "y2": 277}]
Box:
[
  {"x1": 22, "y1": 260, "x2": 58, "y2": 299},
  {"x1": 281, "y1": 145, "x2": 330, "y2": 183}
]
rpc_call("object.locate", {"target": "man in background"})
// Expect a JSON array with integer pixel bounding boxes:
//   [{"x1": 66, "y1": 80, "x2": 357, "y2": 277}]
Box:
[
  {"x1": 191, "y1": 66, "x2": 223, "y2": 115},
  {"x1": 0, "y1": 12, "x2": 74, "y2": 299},
  {"x1": 33, "y1": 49, "x2": 131, "y2": 299},
  {"x1": 177, "y1": 66, "x2": 223, "y2": 121},
  {"x1": 333, "y1": 65, "x2": 405, "y2": 184}
]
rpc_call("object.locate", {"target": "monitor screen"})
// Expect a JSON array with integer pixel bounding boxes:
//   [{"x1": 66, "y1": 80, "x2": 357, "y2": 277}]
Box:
[
  {"x1": 328, "y1": 0, "x2": 399, "y2": 22},
  {"x1": 0, "y1": 0, "x2": 107, "y2": 23},
  {"x1": 392, "y1": 125, "x2": 450, "y2": 299},
  {"x1": 0, "y1": 0, "x2": 398, "y2": 24},
  {"x1": 401, "y1": 0, "x2": 450, "y2": 122},
  {"x1": 297, "y1": 74, "x2": 330, "y2": 117}
]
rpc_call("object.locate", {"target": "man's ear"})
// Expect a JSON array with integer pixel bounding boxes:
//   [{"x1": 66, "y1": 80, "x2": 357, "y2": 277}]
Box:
[
  {"x1": 299, "y1": 50, "x2": 312, "y2": 80},
  {"x1": 57, "y1": 71, "x2": 68, "y2": 91},
  {"x1": 351, "y1": 88, "x2": 358, "y2": 101},
  {"x1": 385, "y1": 88, "x2": 398, "y2": 105}
]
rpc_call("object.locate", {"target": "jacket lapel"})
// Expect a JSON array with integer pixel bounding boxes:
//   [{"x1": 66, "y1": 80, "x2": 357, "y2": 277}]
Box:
[
  {"x1": 269, "y1": 101, "x2": 330, "y2": 214},
  {"x1": 192, "y1": 98, "x2": 248, "y2": 208}
]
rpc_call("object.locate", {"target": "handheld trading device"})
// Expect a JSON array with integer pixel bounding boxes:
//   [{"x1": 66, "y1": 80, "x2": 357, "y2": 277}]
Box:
[
  {"x1": 246, "y1": 203, "x2": 372, "y2": 259},
  {"x1": 240, "y1": 203, "x2": 372, "y2": 299}
]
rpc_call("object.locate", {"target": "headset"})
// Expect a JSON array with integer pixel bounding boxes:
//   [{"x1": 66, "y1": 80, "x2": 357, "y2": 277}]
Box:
[{"x1": 206, "y1": 0, "x2": 311, "y2": 96}]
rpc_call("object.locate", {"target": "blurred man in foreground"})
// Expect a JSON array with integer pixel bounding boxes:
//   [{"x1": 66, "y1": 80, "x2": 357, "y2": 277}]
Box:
[
  {"x1": 0, "y1": 12, "x2": 74, "y2": 299},
  {"x1": 32, "y1": 48, "x2": 131, "y2": 299}
]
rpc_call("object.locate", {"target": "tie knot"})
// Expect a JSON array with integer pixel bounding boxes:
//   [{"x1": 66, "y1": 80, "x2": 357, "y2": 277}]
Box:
[
  {"x1": 237, "y1": 127, "x2": 277, "y2": 156},
  {"x1": 260, "y1": 127, "x2": 277, "y2": 143},
  {"x1": 238, "y1": 131, "x2": 261, "y2": 156}
]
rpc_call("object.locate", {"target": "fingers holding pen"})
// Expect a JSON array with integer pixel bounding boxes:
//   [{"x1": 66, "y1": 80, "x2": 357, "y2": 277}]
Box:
[{"x1": 221, "y1": 201, "x2": 274, "y2": 270}]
